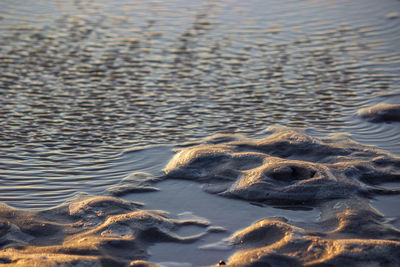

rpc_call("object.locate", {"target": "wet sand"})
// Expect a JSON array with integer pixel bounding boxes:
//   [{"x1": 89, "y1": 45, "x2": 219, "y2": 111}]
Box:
[
  {"x1": 1, "y1": 0, "x2": 400, "y2": 266},
  {"x1": 1, "y1": 128, "x2": 400, "y2": 266}
]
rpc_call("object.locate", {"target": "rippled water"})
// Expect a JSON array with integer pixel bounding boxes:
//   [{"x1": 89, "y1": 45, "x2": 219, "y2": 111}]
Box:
[{"x1": 0, "y1": 0, "x2": 400, "y2": 207}]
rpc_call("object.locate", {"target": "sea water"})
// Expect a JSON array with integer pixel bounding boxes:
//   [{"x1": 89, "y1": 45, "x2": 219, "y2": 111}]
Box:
[{"x1": 0, "y1": 0, "x2": 399, "y2": 266}]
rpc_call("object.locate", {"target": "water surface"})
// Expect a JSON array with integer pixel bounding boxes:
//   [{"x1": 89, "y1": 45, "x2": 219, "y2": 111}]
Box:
[
  {"x1": 0, "y1": 1, "x2": 400, "y2": 265},
  {"x1": 1, "y1": 0, "x2": 400, "y2": 208}
]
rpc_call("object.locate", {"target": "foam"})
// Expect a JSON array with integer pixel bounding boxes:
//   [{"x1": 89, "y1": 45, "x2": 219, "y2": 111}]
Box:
[
  {"x1": 222, "y1": 201, "x2": 400, "y2": 266},
  {"x1": 106, "y1": 172, "x2": 160, "y2": 197},
  {"x1": 0, "y1": 195, "x2": 212, "y2": 266},
  {"x1": 202, "y1": 195, "x2": 400, "y2": 266},
  {"x1": 1, "y1": 128, "x2": 400, "y2": 265},
  {"x1": 225, "y1": 217, "x2": 400, "y2": 266},
  {"x1": 358, "y1": 103, "x2": 400, "y2": 122},
  {"x1": 164, "y1": 127, "x2": 400, "y2": 204}
]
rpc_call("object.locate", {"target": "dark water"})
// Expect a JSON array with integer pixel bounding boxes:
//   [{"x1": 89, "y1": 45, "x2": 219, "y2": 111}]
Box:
[{"x1": 0, "y1": 0, "x2": 400, "y2": 208}]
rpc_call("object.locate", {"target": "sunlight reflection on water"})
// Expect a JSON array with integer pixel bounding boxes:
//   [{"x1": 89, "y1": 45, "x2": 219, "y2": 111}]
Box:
[{"x1": 0, "y1": 0, "x2": 399, "y2": 207}]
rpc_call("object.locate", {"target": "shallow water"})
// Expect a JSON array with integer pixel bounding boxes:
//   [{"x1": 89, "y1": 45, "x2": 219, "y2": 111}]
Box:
[
  {"x1": 123, "y1": 179, "x2": 320, "y2": 265},
  {"x1": 1, "y1": 0, "x2": 400, "y2": 266},
  {"x1": 1, "y1": 0, "x2": 400, "y2": 208}
]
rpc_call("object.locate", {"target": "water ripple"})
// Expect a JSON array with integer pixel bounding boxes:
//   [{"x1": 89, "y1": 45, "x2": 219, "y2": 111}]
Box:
[{"x1": 0, "y1": 0, "x2": 399, "y2": 207}]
